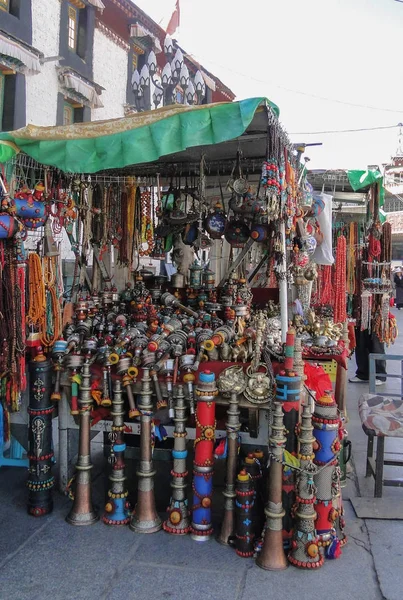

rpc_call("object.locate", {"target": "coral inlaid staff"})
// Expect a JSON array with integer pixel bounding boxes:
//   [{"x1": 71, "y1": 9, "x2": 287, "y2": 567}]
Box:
[{"x1": 190, "y1": 371, "x2": 217, "y2": 542}]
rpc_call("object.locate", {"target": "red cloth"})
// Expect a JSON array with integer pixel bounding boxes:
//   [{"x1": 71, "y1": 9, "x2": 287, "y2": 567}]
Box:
[
  {"x1": 167, "y1": 0, "x2": 180, "y2": 35},
  {"x1": 304, "y1": 362, "x2": 333, "y2": 399},
  {"x1": 348, "y1": 323, "x2": 356, "y2": 352}
]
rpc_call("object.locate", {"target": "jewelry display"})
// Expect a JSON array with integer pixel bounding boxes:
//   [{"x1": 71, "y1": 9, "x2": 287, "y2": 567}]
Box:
[{"x1": 0, "y1": 99, "x2": 388, "y2": 576}]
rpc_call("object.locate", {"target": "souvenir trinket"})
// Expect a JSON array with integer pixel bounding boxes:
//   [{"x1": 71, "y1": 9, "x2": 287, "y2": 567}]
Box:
[{"x1": 244, "y1": 365, "x2": 272, "y2": 404}]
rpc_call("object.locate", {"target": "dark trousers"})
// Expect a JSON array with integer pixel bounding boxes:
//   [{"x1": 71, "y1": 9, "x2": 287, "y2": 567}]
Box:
[{"x1": 354, "y1": 328, "x2": 386, "y2": 381}]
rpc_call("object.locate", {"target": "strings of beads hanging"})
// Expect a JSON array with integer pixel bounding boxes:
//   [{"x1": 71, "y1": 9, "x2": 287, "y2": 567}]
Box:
[{"x1": 333, "y1": 236, "x2": 347, "y2": 324}]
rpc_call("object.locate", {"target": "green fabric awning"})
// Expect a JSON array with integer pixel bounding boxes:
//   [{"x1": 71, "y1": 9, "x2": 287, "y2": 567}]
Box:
[
  {"x1": 347, "y1": 169, "x2": 383, "y2": 191},
  {"x1": 0, "y1": 97, "x2": 278, "y2": 173},
  {"x1": 348, "y1": 168, "x2": 386, "y2": 222}
]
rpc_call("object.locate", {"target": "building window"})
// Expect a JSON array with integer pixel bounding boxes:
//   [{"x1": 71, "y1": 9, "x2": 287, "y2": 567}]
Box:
[
  {"x1": 76, "y1": 8, "x2": 88, "y2": 60},
  {"x1": 63, "y1": 100, "x2": 84, "y2": 125},
  {"x1": 63, "y1": 102, "x2": 74, "y2": 125},
  {"x1": 0, "y1": 73, "x2": 16, "y2": 132},
  {"x1": 0, "y1": 0, "x2": 19, "y2": 15},
  {"x1": 0, "y1": 74, "x2": 4, "y2": 129},
  {"x1": 68, "y1": 5, "x2": 78, "y2": 51},
  {"x1": 67, "y1": 4, "x2": 88, "y2": 61}
]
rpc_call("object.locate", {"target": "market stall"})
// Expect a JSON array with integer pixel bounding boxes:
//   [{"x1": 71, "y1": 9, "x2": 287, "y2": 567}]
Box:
[{"x1": 0, "y1": 97, "x2": 355, "y2": 569}]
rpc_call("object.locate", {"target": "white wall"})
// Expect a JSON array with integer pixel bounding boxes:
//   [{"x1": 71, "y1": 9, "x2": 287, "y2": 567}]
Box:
[
  {"x1": 25, "y1": 0, "x2": 61, "y2": 126},
  {"x1": 92, "y1": 28, "x2": 128, "y2": 121}
]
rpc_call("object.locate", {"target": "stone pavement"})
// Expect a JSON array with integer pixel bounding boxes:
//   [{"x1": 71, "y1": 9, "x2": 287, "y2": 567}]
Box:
[{"x1": 1, "y1": 312, "x2": 403, "y2": 600}]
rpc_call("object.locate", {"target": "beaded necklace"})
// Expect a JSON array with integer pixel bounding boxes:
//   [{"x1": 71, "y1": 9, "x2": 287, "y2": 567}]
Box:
[
  {"x1": 27, "y1": 253, "x2": 46, "y2": 327},
  {"x1": 139, "y1": 188, "x2": 154, "y2": 257},
  {"x1": 346, "y1": 223, "x2": 357, "y2": 296},
  {"x1": 333, "y1": 235, "x2": 347, "y2": 324},
  {"x1": 41, "y1": 256, "x2": 62, "y2": 348},
  {"x1": 320, "y1": 265, "x2": 333, "y2": 306},
  {"x1": 380, "y1": 222, "x2": 392, "y2": 263},
  {"x1": 126, "y1": 182, "x2": 136, "y2": 269}
]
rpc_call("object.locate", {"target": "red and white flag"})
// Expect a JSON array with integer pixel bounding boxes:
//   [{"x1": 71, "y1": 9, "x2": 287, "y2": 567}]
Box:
[{"x1": 166, "y1": 0, "x2": 180, "y2": 35}]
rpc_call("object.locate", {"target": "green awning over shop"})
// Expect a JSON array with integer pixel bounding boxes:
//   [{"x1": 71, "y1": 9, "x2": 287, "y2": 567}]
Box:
[
  {"x1": 0, "y1": 97, "x2": 279, "y2": 174},
  {"x1": 347, "y1": 169, "x2": 383, "y2": 191},
  {"x1": 348, "y1": 168, "x2": 386, "y2": 222}
]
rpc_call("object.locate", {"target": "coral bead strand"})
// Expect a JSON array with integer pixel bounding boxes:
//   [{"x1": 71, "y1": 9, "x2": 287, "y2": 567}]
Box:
[{"x1": 333, "y1": 236, "x2": 347, "y2": 324}]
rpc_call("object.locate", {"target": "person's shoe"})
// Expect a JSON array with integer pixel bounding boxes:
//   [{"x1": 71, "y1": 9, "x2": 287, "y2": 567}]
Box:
[
  {"x1": 375, "y1": 379, "x2": 385, "y2": 386},
  {"x1": 348, "y1": 376, "x2": 368, "y2": 383}
]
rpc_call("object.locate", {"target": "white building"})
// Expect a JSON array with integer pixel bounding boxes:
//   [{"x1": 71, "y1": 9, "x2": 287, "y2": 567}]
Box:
[{"x1": 0, "y1": 0, "x2": 233, "y2": 130}]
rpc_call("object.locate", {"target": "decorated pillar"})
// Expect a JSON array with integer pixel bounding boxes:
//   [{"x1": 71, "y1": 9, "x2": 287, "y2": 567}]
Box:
[
  {"x1": 66, "y1": 360, "x2": 99, "y2": 526},
  {"x1": 163, "y1": 384, "x2": 190, "y2": 535},
  {"x1": 130, "y1": 368, "x2": 162, "y2": 533},
  {"x1": 27, "y1": 354, "x2": 54, "y2": 517},
  {"x1": 217, "y1": 365, "x2": 246, "y2": 546},
  {"x1": 312, "y1": 391, "x2": 343, "y2": 559},
  {"x1": 288, "y1": 403, "x2": 323, "y2": 569},
  {"x1": 103, "y1": 380, "x2": 130, "y2": 526},
  {"x1": 190, "y1": 371, "x2": 217, "y2": 542},
  {"x1": 256, "y1": 402, "x2": 288, "y2": 571},
  {"x1": 235, "y1": 469, "x2": 255, "y2": 557},
  {"x1": 275, "y1": 327, "x2": 301, "y2": 546}
]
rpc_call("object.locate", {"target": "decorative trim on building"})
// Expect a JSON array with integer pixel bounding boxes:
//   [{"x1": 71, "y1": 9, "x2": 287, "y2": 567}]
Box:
[
  {"x1": 201, "y1": 71, "x2": 216, "y2": 92},
  {"x1": 110, "y1": 0, "x2": 164, "y2": 40},
  {"x1": 132, "y1": 43, "x2": 145, "y2": 56},
  {"x1": 0, "y1": 30, "x2": 42, "y2": 75},
  {"x1": 68, "y1": 0, "x2": 86, "y2": 9},
  {"x1": 219, "y1": 89, "x2": 234, "y2": 101},
  {"x1": 129, "y1": 23, "x2": 162, "y2": 54},
  {"x1": 58, "y1": 67, "x2": 104, "y2": 108},
  {"x1": 87, "y1": 0, "x2": 105, "y2": 12},
  {"x1": 95, "y1": 19, "x2": 130, "y2": 52},
  {"x1": 181, "y1": 49, "x2": 235, "y2": 100}
]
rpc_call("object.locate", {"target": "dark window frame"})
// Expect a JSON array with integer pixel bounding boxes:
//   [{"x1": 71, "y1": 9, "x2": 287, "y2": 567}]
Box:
[{"x1": 1, "y1": 72, "x2": 16, "y2": 132}]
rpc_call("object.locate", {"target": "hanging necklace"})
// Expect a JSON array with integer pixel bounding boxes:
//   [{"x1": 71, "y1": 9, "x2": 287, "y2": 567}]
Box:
[
  {"x1": 139, "y1": 188, "x2": 154, "y2": 257},
  {"x1": 333, "y1": 235, "x2": 347, "y2": 324}
]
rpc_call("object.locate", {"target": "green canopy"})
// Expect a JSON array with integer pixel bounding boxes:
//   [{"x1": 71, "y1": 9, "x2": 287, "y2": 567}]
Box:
[
  {"x1": 0, "y1": 97, "x2": 279, "y2": 174},
  {"x1": 347, "y1": 169, "x2": 383, "y2": 192},
  {"x1": 348, "y1": 168, "x2": 386, "y2": 222}
]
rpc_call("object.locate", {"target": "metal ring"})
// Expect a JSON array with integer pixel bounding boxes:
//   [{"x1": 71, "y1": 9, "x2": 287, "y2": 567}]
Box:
[{"x1": 246, "y1": 363, "x2": 268, "y2": 376}]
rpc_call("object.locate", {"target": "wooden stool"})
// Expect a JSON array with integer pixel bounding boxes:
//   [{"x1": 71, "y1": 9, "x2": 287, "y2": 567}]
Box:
[{"x1": 359, "y1": 393, "x2": 403, "y2": 498}]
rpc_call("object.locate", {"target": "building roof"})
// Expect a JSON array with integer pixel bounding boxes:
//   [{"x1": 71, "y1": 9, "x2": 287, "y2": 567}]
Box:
[{"x1": 100, "y1": 1, "x2": 235, "y2": 100}]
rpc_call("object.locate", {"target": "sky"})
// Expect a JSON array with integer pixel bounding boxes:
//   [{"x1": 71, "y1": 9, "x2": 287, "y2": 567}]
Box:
[{"x1": 134, "y1": 0, "x2": 403, "y2": 170}]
